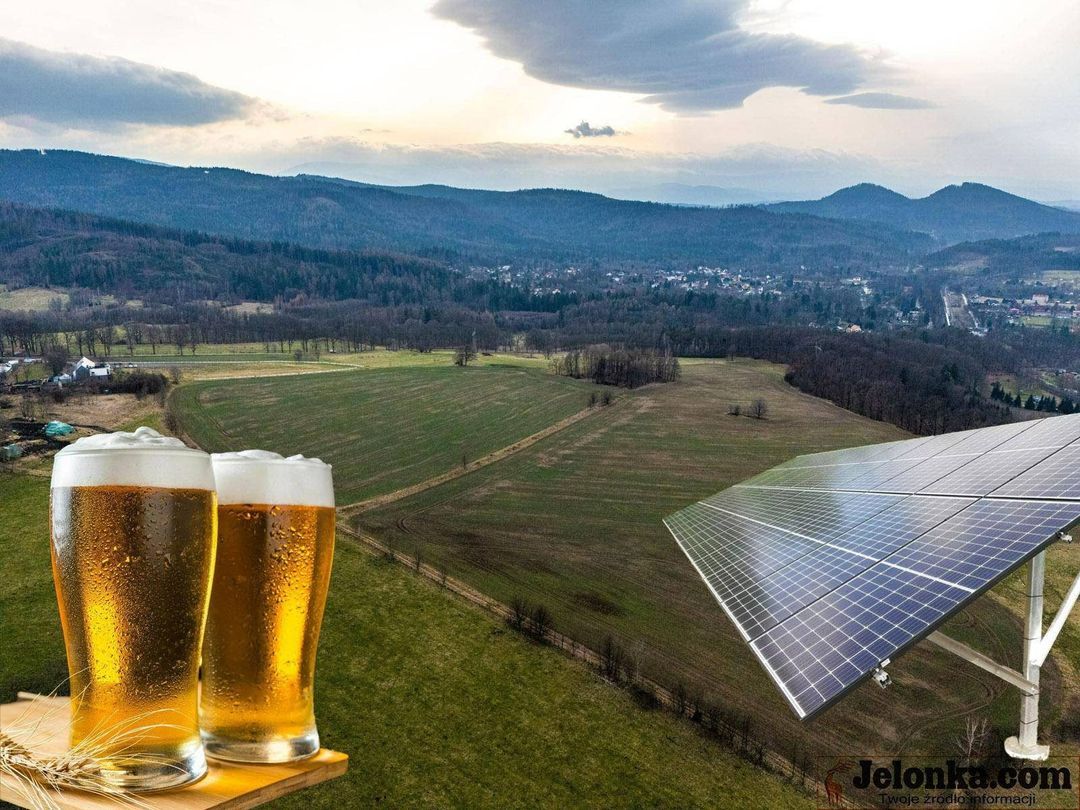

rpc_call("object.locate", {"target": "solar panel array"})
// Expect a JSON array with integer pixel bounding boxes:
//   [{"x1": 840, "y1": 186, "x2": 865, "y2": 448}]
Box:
[{"x1": 664, "y1": 413, "x2": 1080, "y2": 719}]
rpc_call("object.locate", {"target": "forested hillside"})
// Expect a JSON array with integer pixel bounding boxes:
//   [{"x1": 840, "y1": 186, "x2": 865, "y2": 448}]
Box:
[
  {"x1": 0, "y1": 150, "x2": 931, "y2": 267},
  {"x1": 767, "y1": 183, "x2": 1080, "y2": 243},
  {"x1": 924, "y1": 232, "x2": 1080, "y2": 278},
  {"x1": 0, "y1": 203, "x2": 555, "y2": 310}
]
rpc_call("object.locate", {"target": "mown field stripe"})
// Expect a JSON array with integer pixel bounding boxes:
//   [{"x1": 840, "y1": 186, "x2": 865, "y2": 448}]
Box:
[{"x1": 338, "y1": 402, "x2": 606, "y2": 514}]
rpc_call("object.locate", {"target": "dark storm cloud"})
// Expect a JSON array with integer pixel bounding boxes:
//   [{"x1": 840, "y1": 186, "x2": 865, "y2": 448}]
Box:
[
  {"x1": 565, "y1": 121, "x2": 618, "y2": 138},
  {"x1": 825, "y1": 92, "x2": 934, "y2": 109},
  {"x1": 432, "y1": 0, "x2": 886, "y2": 113},
  {"x1": 0, "y1": 38, "x2": 258, "y2": 128}
]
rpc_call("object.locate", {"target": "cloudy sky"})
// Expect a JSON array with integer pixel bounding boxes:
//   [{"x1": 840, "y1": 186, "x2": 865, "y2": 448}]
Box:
[{"x1": 2, "y1": 0, "x2": 1078, "y2": 201}]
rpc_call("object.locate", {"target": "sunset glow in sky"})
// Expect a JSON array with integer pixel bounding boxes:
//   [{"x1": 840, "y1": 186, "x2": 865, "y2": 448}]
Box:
[{"x1": 2, "y1": 0, "x2": 1077, "y2": 200}]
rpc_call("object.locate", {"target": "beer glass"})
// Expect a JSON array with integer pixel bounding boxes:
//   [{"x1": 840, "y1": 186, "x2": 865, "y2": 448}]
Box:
[
  {"x1": 50, "y1": 428, "x2": 217, "y2": 791},
  {"x1": 201, "y1": 450, "x2": 335, "y2": 763}
]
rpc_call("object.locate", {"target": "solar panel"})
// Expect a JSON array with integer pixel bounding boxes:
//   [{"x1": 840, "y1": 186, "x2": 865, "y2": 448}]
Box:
[
  {"x1": 750, "y1": 566, "x2": 971, "y2": 718},
  {"x1": 920, "y1": 446, "x2": 1061, "y2": 496},
  {"x1": 879, "y1": 498, "x2": 1080, "y2": 591},
  {"x1": 991, "y1": 440, "x2": 1080, "y2": 500},
  {"x1": 992, "y1": 416, "x2": 1080, "y2": 451},
  {"x1": 665, "y1": 413, "x2": 1080, "y2": 720}
]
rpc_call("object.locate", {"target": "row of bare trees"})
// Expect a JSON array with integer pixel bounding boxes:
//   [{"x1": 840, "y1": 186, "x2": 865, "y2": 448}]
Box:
[{"x1": 551, "y1": 345, "x2": 681, "y2": 389}]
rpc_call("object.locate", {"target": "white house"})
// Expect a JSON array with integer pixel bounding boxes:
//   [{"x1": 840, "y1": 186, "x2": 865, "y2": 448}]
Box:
[{"x1": 73, "y1": 356, "x2": 112, "y2": 380}]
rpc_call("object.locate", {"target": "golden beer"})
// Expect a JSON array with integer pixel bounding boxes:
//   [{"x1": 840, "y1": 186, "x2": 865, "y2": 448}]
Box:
[
  {"x1": 50, "y1": 428, "x2": 216, "y2": 790},
  {"x1": 201, "y1": 451, "x2": 335, "y2": 762}
]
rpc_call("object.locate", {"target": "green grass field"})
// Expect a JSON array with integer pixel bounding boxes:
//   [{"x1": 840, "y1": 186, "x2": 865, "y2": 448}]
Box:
[
  {"x1": 0, "y1": 285, "x2": 69, "y2": 311},
  {"x1": 0, "y1": 471, "x2": 813, "y2": 808},
  {"x1": 64, "y1": 342, "x2": 553, "y2": 369},
  {"x1": 340, "y1": 361, "x2": 1079, "y2": 761},
  {"x1": 172, "y1": 365, "x2": 593, "y2": 504},
  {"x1": 159, "y1": 357, "x2": 1080, "y2": 772},
  {"x1": 0, "y1": 474, "x2": 67, "y2": 700}
]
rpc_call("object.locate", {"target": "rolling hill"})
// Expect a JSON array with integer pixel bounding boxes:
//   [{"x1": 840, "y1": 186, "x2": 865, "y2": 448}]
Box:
[
  {"x1": 767, "y1": 182, "x2": 1080, "y2": 244},
  {"x1": 923, "y1": 232, "x2": 1080, "y2": 277},
  {"x1": 0, "y1": 149, "x2": 931, "y2": 268},
  {"x1": 0, "y1": 202, "x2": 502, "y2": 306}
]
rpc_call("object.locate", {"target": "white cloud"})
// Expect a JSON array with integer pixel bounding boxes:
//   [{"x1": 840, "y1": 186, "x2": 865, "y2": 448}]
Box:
[
  {"x1": 432, "y1": 0, "x2": 890, "y2": 112},
  {"x1": 825, "y1": 92, "x2": 934, "y2": 109},
  {"x1": 0, "y1": 38, "x2": 259, "y2": 128},
  {"x1": 564, "y1": 121, "x2": 619, "y2": 138}
]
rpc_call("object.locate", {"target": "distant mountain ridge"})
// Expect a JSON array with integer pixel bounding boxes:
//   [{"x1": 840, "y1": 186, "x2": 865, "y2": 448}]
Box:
[
  {"x1": 0, "y1": 149, "x2": 930, "y2": 269},
  {"x1": 766, "y1": 182, "x2": 1080, "y2": 243}
]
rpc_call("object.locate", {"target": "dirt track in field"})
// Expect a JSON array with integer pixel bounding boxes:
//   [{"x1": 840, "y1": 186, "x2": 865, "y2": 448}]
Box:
[{"x1": 337, "y1": 402, "x2": 607, "y2": 515}]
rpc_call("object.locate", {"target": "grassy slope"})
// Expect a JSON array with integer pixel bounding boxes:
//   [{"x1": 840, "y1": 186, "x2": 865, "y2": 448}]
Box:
[
  {"x1": 0, "y1": 471, "x2": 812, "y2": 808},
  {"x1": 350, "y1": 361, "x2": 1079, "y2": 758},
  {"x1": 172, "y1": 365, "x2": 593, "y2": 505},
  {"x1": 0, "y1": 474, "x2": 66, "y2": 700}
]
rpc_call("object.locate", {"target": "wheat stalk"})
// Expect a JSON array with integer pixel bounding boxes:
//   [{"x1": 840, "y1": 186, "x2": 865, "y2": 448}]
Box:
[{"x1": 0, "y1": 691, "x2": 183, "y2": 810}]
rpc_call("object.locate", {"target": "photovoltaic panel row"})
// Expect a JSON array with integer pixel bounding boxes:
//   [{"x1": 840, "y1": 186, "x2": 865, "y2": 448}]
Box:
[
  {"x1": 728, "y1": 544, "x2": 872, "y2": 641},
  {"x1": 704, "y1": 487, "x2": 901, "y2": 542},
  {"x1": 664, "y1": 413, "x2": 1080, "y2": 720},
  {"x1": 747, "y1": 497, "x2": 1080, "y2": 718},
  {"x1": 664, "y1": 503, "x2": 820, "y2": 638},
  {"x1": 777, "y1": 414, "x2": 1079, "y2": 482},
  {"x1": 991, "y1": 440, "x2": 1080, "y2": 500},
  {"x1": 880, "y1": 498, "x2": 1080, "y2": 591},
  {"x1": 854, "y1": 452, "x2": 986, "y2": 494},
  {"x1": 741, "y1": 415, "x2": 1080, "y2": 498},
  {"x1": 750, "y1": 566, "x2": 970, "y2": 718},
  {"x1": 689, "y1": 494, "x2": 977, "y2": 641},
  {"x1": 825, "y1": 495, "x2": 974, "y2": 557},
  {"x1": 933, "y1": 419, "x2": 1038, "y2": 456},
  {"x1": 777, "y1": 436, "x2": 932, "y2": 469},
  {"x1": 992, "y1": 416, "x2": 1080, "y2": 451},
  {"x1": 921, "y1": 446, "x2": 1061, "y2": 496}
]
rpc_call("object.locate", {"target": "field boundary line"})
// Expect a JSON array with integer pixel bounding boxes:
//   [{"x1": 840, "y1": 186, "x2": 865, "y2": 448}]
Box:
[
  {"x1": 338, "y1": 403, "x2": 607, "y2": 515},
  {"x1": 337, "y1": 522, "x2": 843, "y2": 807}
]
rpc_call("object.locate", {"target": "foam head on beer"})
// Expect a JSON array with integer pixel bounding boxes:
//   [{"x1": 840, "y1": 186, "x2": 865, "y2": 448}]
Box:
[
  {"x1": 52, "y1": 426, "x2": 215, "y2": 491},
  {"x1": 50, "y1": 427, "x2": 216, "y2": 790},
  {"x1": 210, "y1": 449, "x2": 334, "y2": 507}
]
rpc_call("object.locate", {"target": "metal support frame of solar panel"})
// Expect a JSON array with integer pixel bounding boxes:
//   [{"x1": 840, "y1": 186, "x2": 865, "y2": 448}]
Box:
[{"x1": 664, "y1": 413, "x2": 1080, "y2": 720}]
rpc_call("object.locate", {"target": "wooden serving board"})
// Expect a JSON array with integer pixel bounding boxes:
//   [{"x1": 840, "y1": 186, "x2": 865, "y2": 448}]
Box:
[{"x1": 0, "y1": 693, "x2": 348, "y2": 809}]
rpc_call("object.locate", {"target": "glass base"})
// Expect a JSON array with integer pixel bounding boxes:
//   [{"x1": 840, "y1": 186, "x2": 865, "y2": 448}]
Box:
[
  {"x1": 99, "y1": 739, "x2": 207, "y2": 792},
  {"x1": 202, "y1": 728, "x2": 320, "y2": 763}
]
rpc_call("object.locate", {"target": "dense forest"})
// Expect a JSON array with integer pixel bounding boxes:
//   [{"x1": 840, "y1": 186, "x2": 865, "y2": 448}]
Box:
[
  {"x1": 552, "y1": 346, "x2": 680, "y2": 388},
  {"x1": 0, "y1": 203, "x2": 568, "y2": 311},
  {"x1": 924, "y1": 232, "x2": 1080, "y2": 279},
  {"x1": 666, "y1": 327, "x2": 1027, "y2": 433}
]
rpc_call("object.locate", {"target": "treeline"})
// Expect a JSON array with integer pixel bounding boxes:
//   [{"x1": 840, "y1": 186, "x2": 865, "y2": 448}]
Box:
[
  {"x1": 551, "y1": 346, "x2": 680, "y2": 388},
  {"x1": 0, "y1": 203, "x2": 571, "y2": 312},
  {"x1": 667, "y1": 326, "x2": 1020, "y2": 434},
  {"x1": 0, "y1": 301, "x2": 506, "y2": 358},
  {"x1": 990, "y1": 382, "x2": 1075, "y2": 414}
]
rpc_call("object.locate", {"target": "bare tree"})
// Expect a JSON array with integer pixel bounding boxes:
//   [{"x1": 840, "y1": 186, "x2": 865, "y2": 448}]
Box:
[
  {"x1": 531, "y1": 604, "x2": 551, "y2": 641},
  {"x1": 600, "y1": 636, "x2": 623, "y2": 681},
  {"x1": 509, "y1": 596, "x2": 528, "y2": 631},
  {"x1": 727, "y1": 403, "x2": 741, "y2": 416},
  {"x1": 43, "y1": 345, "x2": 69, "y2": 377},
  {"x1": 955, "y1": 715, "x2": 989, "y2": 767},
  {"x1": 749, "y1": 398, "x2": 769, "y2": 419},
  {"x1": 454, "y1": 344, "x2": 476, "y2": 367}
]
